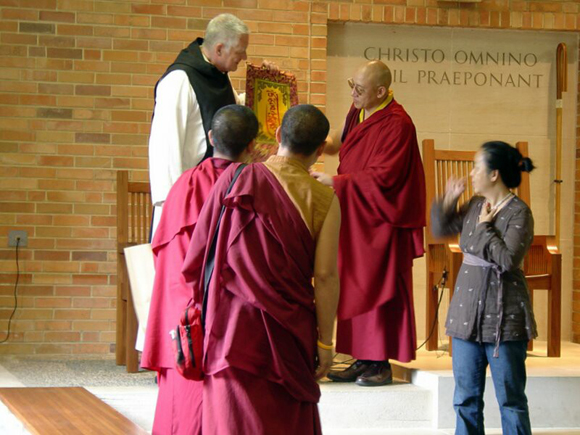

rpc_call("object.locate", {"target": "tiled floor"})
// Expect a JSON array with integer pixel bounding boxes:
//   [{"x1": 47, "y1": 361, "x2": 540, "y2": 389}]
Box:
[{"x1": 1, "y1": 343, "x2": 579, "y2": 435}]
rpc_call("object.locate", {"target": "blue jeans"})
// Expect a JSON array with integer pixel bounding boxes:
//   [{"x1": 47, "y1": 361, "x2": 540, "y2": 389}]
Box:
[{"x1": 452, "y1": 338, "x2": 531, "y2": 435}]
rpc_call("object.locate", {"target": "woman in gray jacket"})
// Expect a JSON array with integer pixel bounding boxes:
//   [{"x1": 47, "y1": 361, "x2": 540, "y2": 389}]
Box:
[{"x1": 431, "y1": 141, "x2": 536, "y2": 435}]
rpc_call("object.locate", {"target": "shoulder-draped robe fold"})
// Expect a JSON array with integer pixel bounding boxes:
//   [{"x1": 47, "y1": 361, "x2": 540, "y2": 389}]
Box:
[
  {"x1": 182, "y1": 163, "x2": 321, "y2": 404},
  {"x1": 142, "y1": 157, "x2": 232, "y2": 371}
]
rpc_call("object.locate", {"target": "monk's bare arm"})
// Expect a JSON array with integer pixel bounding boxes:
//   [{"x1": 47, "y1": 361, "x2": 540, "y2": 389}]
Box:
[
  {"x1": 313, "y1": 196, "x2": 341, "y2": 379},
  {"x1": 323, "y1": 125, "x2": 344, "y2": 156}
]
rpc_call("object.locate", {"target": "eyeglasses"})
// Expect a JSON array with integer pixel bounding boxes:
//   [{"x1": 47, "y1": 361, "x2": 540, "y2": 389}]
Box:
[{"x1": 347, "y1": 78, "x2": 366, "y2": 96}]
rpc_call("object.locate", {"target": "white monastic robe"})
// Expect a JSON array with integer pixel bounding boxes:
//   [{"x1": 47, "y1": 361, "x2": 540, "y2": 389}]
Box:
[{"x1": 148, "y1": 70, "x2": 243, "y2": 237}]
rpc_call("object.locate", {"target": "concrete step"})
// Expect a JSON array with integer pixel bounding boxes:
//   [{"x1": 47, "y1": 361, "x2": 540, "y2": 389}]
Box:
[
  {"x1": 408, "y1": 369, "x2": 580, "y2": 430},
  {"x1": 87, "y1": 385, "x2": 157, "y2": 433},
  {"x1": 319, "y1": 380, "x2": 432, "y2": 430},
  {"x1": 396, "y1": 342, "x2": 580, "y2": 430},
  {"x1": 72, "y1": 377, "x2": 580, "y2": 434}
]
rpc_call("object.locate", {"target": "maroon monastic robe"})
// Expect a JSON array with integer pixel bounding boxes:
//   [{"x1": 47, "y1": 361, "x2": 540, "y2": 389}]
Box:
[
  {"x1": 182, "y1": 163, "x2": 322, "y2": 435},
  {"x1": 141, "y1": 157, "x2": 232, "y2": 435},
  {"x1": 334, "y1": 100, "x2": 426, "y2": 363}
]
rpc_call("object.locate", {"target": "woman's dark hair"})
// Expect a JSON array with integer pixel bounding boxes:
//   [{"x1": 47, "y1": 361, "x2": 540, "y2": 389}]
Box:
[{"x1": 481, "y1": 141, "x2": 535, "y2": 188}]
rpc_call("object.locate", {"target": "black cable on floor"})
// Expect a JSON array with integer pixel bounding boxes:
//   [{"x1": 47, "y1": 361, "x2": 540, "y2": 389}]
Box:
[
  {"x1": 416, "y1": 269, "x2": 448, "y2": 351},
  {"x1": 330, "y1": 269, "x2": 449, "y2": 369},
  {"x1": 0, "y1": 238, "x2": 20, "y2": 344},
  {"x1": 330, "y1": 355, "x2": 354, "y2": 369}
]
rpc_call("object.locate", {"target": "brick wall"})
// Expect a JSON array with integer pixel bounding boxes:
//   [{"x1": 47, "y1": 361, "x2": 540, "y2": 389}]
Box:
[{"x1": 0, "y1": 0, "x2": 579, "y2": 356}]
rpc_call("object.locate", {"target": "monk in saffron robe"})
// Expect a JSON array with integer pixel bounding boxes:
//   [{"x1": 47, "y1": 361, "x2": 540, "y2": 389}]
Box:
[
  {"x1": 313, "y1": 60, "x2": 426, "y2": 387},
  {"x1": 141, "y1": 105, "x2": 258, "y2": 435},
  {"x1": 182, "y1": 105, "x2": 341, "y2": 434}
]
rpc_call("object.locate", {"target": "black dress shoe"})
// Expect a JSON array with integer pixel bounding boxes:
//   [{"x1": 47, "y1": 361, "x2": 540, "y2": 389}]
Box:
[
  {"x1": 327, "y1": 360, "x2": 370, "y2": 382},
  {"x1": 355, "y1": 363, "x2": 393, "y2": 387}
]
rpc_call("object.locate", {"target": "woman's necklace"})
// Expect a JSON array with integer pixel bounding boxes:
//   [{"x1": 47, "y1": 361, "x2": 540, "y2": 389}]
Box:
[{"x1": 489, "y1": 191, "x2": 514, "y2": 212}]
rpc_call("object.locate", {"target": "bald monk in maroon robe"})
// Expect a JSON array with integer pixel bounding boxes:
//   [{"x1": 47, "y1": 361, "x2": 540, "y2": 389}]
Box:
[
  {"x1": 313, "y1": 60, "x2": 426, "y2": 387},
  {"x1": 182, "y1": 105, "x2": 341, "y2": 434},
  {"x1": 141, "y1": 105, "x2": 258, "y2": 435}
]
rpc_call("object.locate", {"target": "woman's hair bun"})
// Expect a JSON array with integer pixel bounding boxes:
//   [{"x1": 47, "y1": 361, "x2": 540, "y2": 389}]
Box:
[{"x1": 519, "y1": 157, "x2": 535, "y2": 173}]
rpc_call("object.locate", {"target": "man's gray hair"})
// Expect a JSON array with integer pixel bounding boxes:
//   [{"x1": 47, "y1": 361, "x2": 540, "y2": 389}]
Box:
[{"x1": 204, "y1": 14, "x2": 249, "y2": 50}]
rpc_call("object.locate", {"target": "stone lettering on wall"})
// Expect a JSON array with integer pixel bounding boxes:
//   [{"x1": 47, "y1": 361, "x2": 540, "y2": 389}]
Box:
[
  {"x1": 327, "y1": 24, "x2": 577, "y2": 182},
  {"x1": 363, "y1": 47, "x2": 542, "y2": 88}
]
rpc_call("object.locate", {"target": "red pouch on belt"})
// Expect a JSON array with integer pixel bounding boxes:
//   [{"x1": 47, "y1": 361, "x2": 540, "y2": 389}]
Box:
[{"x1": 170, "y1": 305, "x2": 203, "y2": 381}]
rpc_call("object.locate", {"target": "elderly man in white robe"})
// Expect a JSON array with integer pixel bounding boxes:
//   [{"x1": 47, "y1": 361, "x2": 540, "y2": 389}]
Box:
[
  {"x1": 142, "y1": 14, "x2": 276, "y2": 352},
  {"x1": 149, "y1": 13, "x2": 249, "y2": 235},
  {"x1": 148, "y1": 13, "x2": 279, "y2": 233}
]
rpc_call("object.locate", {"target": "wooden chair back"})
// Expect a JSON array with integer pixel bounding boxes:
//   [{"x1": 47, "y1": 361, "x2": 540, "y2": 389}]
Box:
[
  {"x1": 117, "y1": 171, "x2": 153, "y2": 247},
  {"x1": 423, "y1": 143, "x2": 475, "y2": 246},
  {"x1": 116, "y1": 170, "x2": 153, "y2": 373}
]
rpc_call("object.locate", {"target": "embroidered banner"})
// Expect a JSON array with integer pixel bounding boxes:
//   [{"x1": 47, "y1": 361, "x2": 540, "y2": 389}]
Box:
[{"x1": 245, "y1": 64, "x2": 299, "y2": 162}]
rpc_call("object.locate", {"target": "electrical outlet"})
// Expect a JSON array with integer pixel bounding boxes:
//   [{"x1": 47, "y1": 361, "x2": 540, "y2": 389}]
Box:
[{"x1": 8, "y1": 230, "x2": 28, "y2": 247}]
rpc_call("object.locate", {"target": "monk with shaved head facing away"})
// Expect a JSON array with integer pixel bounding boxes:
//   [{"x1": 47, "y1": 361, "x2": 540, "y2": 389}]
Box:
[
  {"x1": 142, "y1": 105, "x2": 258, "y2": 435},
  {"x1": 183, "y1": 105, "x2": 341, "y2": 434}
]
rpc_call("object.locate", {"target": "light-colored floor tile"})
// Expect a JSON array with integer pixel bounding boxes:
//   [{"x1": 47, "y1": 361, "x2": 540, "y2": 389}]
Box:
[
  {"x1": 1, "y1": 350, "x2": 580, "y2": 435},
  {"x1": 0, "y1": 362, "x2": 24, "y2": 388}
]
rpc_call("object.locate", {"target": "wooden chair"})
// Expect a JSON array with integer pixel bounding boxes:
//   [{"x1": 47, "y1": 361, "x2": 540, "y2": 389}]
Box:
[
  {"x1": 116, "y1": 171, "x2": 153, "y2": 373},
  {"x1": 423, "y1": 139, "x2": 561, "y2": 357}
]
